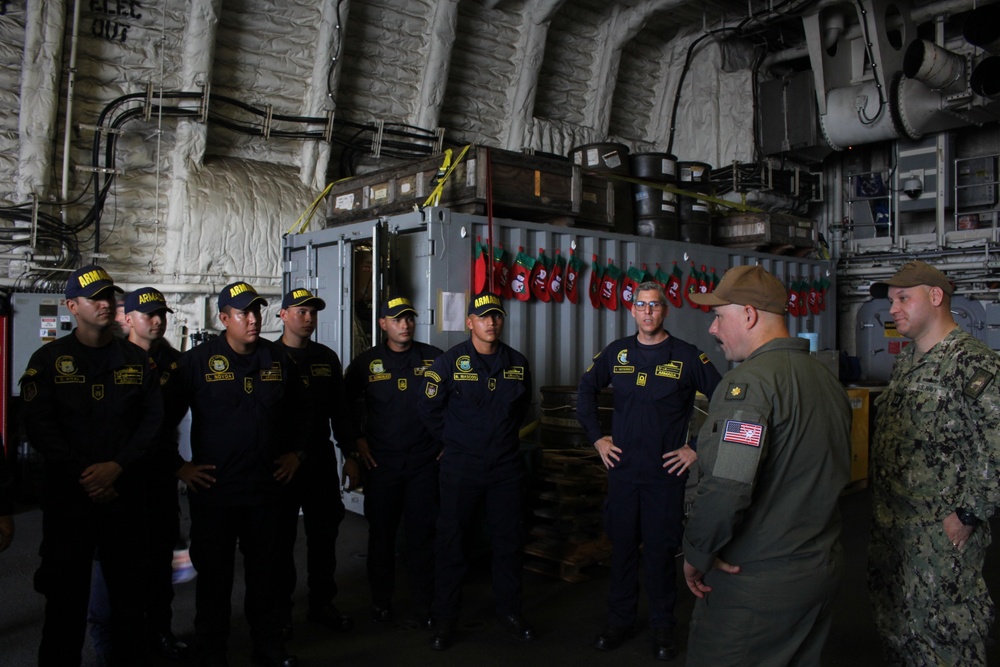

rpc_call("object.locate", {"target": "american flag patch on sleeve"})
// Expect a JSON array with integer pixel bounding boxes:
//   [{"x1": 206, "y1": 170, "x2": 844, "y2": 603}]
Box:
[{"x1": 723, "y1": 420, "x2": 763, "y2": 447}]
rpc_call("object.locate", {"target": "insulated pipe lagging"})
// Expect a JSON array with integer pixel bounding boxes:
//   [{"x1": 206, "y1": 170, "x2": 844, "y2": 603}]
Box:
[{"x1": 903, "y1": 39, "x2": 966, "y2": 93}]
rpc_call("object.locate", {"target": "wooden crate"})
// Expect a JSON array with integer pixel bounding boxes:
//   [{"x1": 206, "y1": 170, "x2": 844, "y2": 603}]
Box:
[
  {"x1": 712, "y1": 212, "x2": 817, "y2": 250},
  {"x1": 574, "y1": 172, "x2": 634, "y2": 234},
  {"x1": 326, "y1": 146, "x2": 577, "y2": 225}
]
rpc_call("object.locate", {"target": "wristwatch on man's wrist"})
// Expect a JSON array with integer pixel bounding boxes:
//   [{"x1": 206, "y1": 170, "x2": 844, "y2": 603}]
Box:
[{"x1": 955, "y1": 507, "x2": 981, "y2": 527}]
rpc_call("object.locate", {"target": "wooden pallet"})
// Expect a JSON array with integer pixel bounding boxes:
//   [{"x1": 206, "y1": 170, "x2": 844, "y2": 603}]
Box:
[{"x1": 523, "y1": 536, "x2": 612, "y2": 583}]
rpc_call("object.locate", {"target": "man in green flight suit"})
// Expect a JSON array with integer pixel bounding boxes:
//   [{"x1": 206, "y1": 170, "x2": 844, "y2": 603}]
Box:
[{"x1": 683, "y1": 265, "x2": 852, "y2": 666}]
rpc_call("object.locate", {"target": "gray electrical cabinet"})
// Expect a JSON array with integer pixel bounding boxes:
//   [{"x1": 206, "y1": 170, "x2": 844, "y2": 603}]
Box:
[{"x1": 10, "y1": 292, "x2": 75, "y2": 396}]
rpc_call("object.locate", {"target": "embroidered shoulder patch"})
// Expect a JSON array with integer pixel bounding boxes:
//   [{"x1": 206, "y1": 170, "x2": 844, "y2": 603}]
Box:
[
  {"x1": 722, "y1": 420, "x2": 764, "y2": 447},
  {"x1": 964, "y1": 369, "x2": 995, "y2": 400}
]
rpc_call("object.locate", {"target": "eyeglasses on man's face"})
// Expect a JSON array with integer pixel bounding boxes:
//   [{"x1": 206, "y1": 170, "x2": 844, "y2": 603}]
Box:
[{"x1": 633, "y1": 300, "x2": 665, "y2": 312}]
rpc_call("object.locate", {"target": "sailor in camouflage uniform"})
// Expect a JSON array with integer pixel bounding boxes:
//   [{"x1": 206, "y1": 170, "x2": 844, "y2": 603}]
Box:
[{"x1": 868, "y1": 260, "x2": 1000, "y2": 666}]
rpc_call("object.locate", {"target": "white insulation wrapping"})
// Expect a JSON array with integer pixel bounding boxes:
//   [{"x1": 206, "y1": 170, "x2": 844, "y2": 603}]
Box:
[{"x1": 0, "y1": 0, "x2": 763, "y2": 346}]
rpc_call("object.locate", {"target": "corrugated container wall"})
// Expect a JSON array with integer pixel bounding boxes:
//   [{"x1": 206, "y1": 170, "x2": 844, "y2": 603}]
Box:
[{"x1": 283, "y1": 207, "x2": 836, "y2": 407}]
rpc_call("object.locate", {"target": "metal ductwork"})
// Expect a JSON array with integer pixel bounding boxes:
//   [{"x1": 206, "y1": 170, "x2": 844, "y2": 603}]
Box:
[
  {"x1": 891, "y1": 74, "x2": 968, "y2": 138},
  {"x1": 963, "y1": 3, "x2": 1000, "y2": 55},
  {"x1": 807, "y1": 0, "x2": 1000, "y2": 150},
  {"x1": 819, "y1": 81, "x2": 905, "y2": 150},
  {"x1": 902, "y1": 39, "x2": 966, "y2": 93},
  {"x1": 970, "y1": 56, "x2": 1000, "y2": 98}
]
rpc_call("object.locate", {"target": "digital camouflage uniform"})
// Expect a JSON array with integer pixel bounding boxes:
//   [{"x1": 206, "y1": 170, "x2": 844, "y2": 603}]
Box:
[{"x1": 869, "y1": 327, "x2": 1000, "y2": 666}]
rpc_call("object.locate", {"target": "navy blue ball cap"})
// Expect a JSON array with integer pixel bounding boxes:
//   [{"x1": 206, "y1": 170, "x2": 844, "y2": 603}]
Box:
[
  {"x1": 218, "y1": 281, "x2": 267, "y2": 311},
  {"x1": 65, "y1": 265, "x2": 123, "y2": 300},
  {"x1": 124, "y1": 286, "x2": 174, "y2": 314},
  {"x1": 381, "y1": 296, "x2": 417, "y2": 318},
  {"x1": 280, "y1": 288, "x2": 326, "y2": 311},
  {"x1": 467, "y1": 291, "x2": 506, "y2": 317}
]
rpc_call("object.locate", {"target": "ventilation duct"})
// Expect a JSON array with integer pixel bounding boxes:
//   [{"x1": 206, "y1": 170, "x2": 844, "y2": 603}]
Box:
[
  {"x1": 970, "y1": 56, "x2": 1000, "y2": 98},
  {"x1": 891, "y1": 74, "x2": 969, "y2": 138},
  {"x1": 902, "y1": 39, "x2": 966, "y2": 93},
  {"x1": 819, "y1": 81, "x2": 905, "y2": 150},
  {"x1": 963, "y1": 3, "x2": 1000, "y2": 55}
]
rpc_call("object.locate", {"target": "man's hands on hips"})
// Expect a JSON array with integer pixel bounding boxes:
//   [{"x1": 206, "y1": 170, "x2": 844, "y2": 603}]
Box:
[
  {"x1": 594, "y1": 436, "x2": 621, "y2": 469},
  {"x1": 663, "y1": 444, "x2": 697, "y2": 475}
]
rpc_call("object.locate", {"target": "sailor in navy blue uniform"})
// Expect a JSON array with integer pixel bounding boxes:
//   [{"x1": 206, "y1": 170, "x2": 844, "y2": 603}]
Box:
[
  {"x1": 124, "y1": 286, "x2": 190, "y2": 659},
  {"x1": 577, "y1": 281, "x2": 721, "y2": 661},
  {"x1": 174, "y1": 282, "x2": 302, "y2": 667},
  {"x1": 21, "y1": 265, "x2": 162, "y2": 666},
  {"x1": 344, "y1": 296, "x2": 443, "y2": 624},
  {"x1": 419, "y1": 292, "x2": 534, "y2": 650},
  {"x1": 274, "y1": 287, "x2": 359, "y2": 636}
]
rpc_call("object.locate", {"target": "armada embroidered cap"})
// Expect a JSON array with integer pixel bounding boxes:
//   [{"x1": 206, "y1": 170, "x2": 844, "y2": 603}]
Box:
[
  {"x1": 689, "y1": 264, "x2": 788, "y2": 314},
  {"x1": 381, "y1": 296, "x2": 418, "y2": 318},
  {"x1": 65, "y1": 265, "x2": 123, "y2": 300},
  {"x1": 467, "y1": 291, "x2": 506, "y2": 317},
  {"x1": 869, "y1": 260, "x2": 954, "y2": 298},
  {"x1": 124, "y1": 286, "x2": 174, "y2": 314},
  {"x1": 280, "y1": 288, "x2": 326, "y2": 311},
  {"x1": 218, "y1": 281, "x2": 267, "y2": 311}
]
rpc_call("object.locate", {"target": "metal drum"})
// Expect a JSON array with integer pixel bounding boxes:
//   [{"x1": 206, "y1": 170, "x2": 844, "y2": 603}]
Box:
[
  {"x1": 677, "y1": 161, "x2": 713, "y2": 245},
  {"x1": 631, "y1": 152, "x2": 678, "y2": 240}
]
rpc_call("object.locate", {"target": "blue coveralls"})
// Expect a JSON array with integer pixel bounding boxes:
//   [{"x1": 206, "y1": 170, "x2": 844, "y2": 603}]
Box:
[
  {"x1": 273, "y1": 339, "x2": 358, "y2": 622},
  {"x1": 577, "y1": 333, "x2": 720, "y2": 631},
  {"x1": 418, "y1": 338, "x2": 532, "y2": 622},
  {"x1": 174, "y1": 336, "x2": 304, "y2": 657},
  {"x1": 344, "y1": 340, "x2": 443, "y2": 615},
  {"x1": 21, "y1": 333, "x2": 163, "y2": 666}
]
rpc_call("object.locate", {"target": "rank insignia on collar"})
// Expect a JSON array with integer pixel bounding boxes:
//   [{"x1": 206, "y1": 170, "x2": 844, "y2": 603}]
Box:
[{"x1": 725, "y1": 383, "x2": 748, "y2": 400}]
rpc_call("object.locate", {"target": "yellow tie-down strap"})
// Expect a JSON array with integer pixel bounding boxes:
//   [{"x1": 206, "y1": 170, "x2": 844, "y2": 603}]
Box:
[
  {"x1": 586, "y1": 170, "x2": 764, "y2": 214},
  {"x1": 423, "y1": 144, "x2": 472, "y2": 208}
]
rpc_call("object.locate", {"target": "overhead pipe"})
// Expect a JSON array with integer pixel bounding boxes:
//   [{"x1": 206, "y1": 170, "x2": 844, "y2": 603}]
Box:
[
  {"x1": 767, "y1": 0, "x2": 982, "y2": 72},
  {"x1": 60, "y1": 0, "x2": 82, "y2": 203},
  {"x1": 823, "y1": 11, "x2": 845, "y2": 50},
  {"x1": 963, "y1": 3, "x2": 1000, "y2": 55}
]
